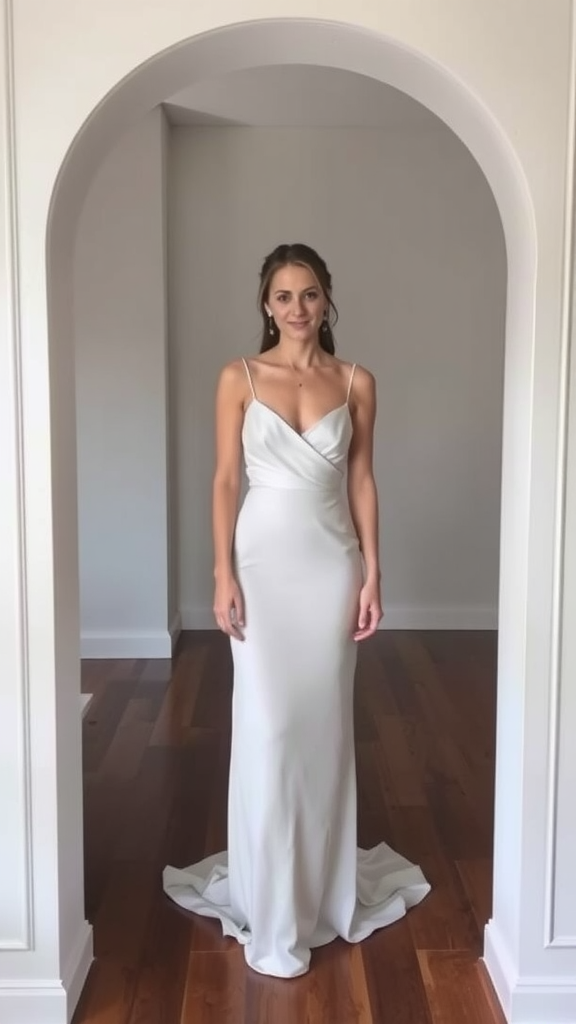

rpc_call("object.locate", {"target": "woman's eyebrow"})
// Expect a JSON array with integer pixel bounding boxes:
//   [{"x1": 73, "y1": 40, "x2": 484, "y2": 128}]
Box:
[{"x1": 273, "y1": 287, "x2": 318, "y2": 296}]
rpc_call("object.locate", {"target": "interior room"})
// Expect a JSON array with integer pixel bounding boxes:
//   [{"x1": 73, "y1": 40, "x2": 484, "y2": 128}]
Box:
[
  {"x1": 3, "y1": 9, "x2": 574, "y2": 1024},
  {"x1": 74, "y1": 66, "x2": 506, "y2": 1022}
]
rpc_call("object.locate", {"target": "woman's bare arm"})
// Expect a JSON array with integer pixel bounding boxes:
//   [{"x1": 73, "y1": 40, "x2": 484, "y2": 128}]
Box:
[
  {"x1": 347, "y1": 368, "x2": 380, "y2": 580},
  {"x1": 347, "y1": 367, "x2": 383, "y2": 638},
  {"x1": 212, "y1": 361, "x2": 247, "y2": 638}
]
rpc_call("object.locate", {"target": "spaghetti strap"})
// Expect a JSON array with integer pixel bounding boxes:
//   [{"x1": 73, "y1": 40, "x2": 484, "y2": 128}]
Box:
[
  {"x1": 346, "y1": 363, "x2": 357, "y2": 404},
  {"x1": 242, "y1": 357, "x2": 256, "y2": 399}
]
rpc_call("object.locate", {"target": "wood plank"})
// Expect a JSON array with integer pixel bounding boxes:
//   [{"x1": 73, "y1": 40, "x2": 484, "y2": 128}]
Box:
[
  {"x1": 393, "y1": 636, "x2": 493, "y2": 858},
  {"x1": 191, "y1": 635, "x2": 233, "y2": 731},
  {"x1": 149, "y1": 647, "x2": 207, "y2": 747},
  {"x1": 355, "y1": 640, "x2": 397, "y2": 725},
  {"x1": 83, "y1": 678, "x2": 137, "y2": 775},
  {"x1": 163, "y1": 731, "x2": 222, "y2": 869},
  {"x1": 417, "y1": 950, "x2": 506, "y2": 1024},
  {"x1": 72, "y1": 861, "x2": 156, "y2": 1024},
  {"x1": 244, "y1": 966, "x2": 309, "y2": 1024},
  {"x1": 113, "y1": 747, "x2": 179, "y2": 865},
  {"x1": 356, "y1": 741, "x2": 394, "y2": 849},
  {"x1": 305, "y1": 941, "x2": 373, "y2": 1024},
  {"x1": 454, "y1": 859, "x2": 493, "y2": 934},
  {"x1": 180, "y1": 949, "x2": 246, "y2": 1024},
  {"x1": 83, "y1": 775, "x2": 133, "y2": 917},
  {"x1": 348, "y1": 944, "x2": 375, "y2": 1024},
  {"x1": 98, "y1": 698, "x2": 153, "y2": 780},
  {"x1": 202, "y1": 731, "x2": 230, "y2": 856},
  {"x1": 126, "y1": 892, "x2": 192, "y2": 1024},
  {"x1": 361, "y1": 920, "x2": 434, "y2": 1024},
  {"x1": 387, "y1": 807, "x2": 481, "y2": 953},
  {"x1": 373, "y1": 714, "x2": 428, "y2": 807}
]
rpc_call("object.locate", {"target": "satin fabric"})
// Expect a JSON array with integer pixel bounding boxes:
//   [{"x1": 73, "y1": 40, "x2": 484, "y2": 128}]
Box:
[{"x1": 163, "y1": 362, "x2": 430, "y2": 977}]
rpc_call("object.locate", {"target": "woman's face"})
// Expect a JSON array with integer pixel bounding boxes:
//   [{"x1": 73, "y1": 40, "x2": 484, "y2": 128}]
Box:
[{"x1": 265, "y1": 264, "x2": 327, "y2": 345}]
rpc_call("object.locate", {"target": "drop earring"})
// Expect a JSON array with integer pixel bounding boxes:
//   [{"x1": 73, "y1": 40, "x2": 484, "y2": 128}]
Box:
[
  {"x1": 321, "y1": 312, "x2": 329, "y2": 333},
  {"x1": 268, "y1": 314, "x2": 275, "y2": 336}
]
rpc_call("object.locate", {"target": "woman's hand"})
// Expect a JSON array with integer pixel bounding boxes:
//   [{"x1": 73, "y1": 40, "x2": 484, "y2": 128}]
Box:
[
  {"x1": 353, "y1": 580, "x2": 383, "y2": 642},
  {"x1": 213, "y1": 575, "x2": 245, "y2": 641}
]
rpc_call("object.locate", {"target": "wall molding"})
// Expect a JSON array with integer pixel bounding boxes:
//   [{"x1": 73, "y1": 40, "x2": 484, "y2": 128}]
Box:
[
  {"x1": 0, "y1": 986, "x2": 68, "y2": 1024},
  {"x1": 509, "y1": 977, "x2": 576, "y2": 1022},
  {"x1": 0, "y1": 0, "x2": 34, "y2": 952},
  {"x1": 169, "y1": 610, "x2": 182, "y2": 652},
  {"x1": 483, "y1": 921, "x2": 576, "y2": 1022},
  {"x1": 0, "y1": 920, "x2": 92, "y2": 1024},
  {"x1": 180, "y1": 603, "x2": 498, "y2": 632},
  {"x1": 544, "y1": 0, "x2": 576, "y2": 952},
  {"x1": 80, "y1": 693, "x2": 93, "y2": 717},
  {"x1": 61, "y1": 919, "x2": 93, "y2": 1021},
  {"x1": 483, "y1": 918, "x2": 515, "y2": 1023},
  {"x1": 80, "y1": 629, "x2": 173, "y2": 659}
]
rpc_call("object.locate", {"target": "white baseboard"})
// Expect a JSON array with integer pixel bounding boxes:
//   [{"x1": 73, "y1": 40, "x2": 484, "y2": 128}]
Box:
[
  {"x1": 484, "y1": 918, "x2": 514, "y2": 1021},
  {"x1": 80, "y1": 693, "x2": 93, "y2": 717},
  {"x1": 0, "y1": 985, "x2": 67, "y2": 1024},
  {"x1": 510, "y1": 978, "x2": 576, "y2": 1024},
  {"x1": 0, "y1": 920, "x2": 92, "y2": 1024},
  {"x1": 180, "y1": 604, "x2": 498, "y2": 631},
  {"x1": 169, "y1": 611, "x2": 182, "y2": 652},
  {"x1": 484, "y1": 919, "x2": 576, "y2": 1023},
  {"x1": 80, "y1": 613, "x2": 183, "y2": 659},
  {"x1": 80, "y1": 629, "x2": 173, "y2": 658},
  {"x1": 62, "y1": 919, "x2": 93, "y2": 1022}
]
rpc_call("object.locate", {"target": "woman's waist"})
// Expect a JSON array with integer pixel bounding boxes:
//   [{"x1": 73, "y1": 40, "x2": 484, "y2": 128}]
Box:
[
  {"x1": 242, "y1": 483, "x2": 346, "y2": 508},
  {"x1": 244, "y1": 461, "x2": 345, "y2": 493},
  {"x1": 237, "y1": 485, "x2": 356, "y2": 534}
]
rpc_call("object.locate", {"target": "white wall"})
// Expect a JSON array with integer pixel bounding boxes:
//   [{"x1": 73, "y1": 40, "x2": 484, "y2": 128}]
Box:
[
  {"x1": 74, "y1": 108, "x2": 176, "y2": 657},
  {"x1": 169, "y1": 124, "x2": 506, "y2": 629}
]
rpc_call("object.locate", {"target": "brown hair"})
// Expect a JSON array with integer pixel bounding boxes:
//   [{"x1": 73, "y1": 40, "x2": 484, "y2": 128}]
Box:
[{"x1": 257, "y1": 243, "x2": 338, "y2": 354}]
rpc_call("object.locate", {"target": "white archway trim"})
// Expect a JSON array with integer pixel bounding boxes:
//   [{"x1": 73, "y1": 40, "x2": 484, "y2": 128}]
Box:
[{"x1": 0, "y1": 0, "x2": 34, "y2": 958}]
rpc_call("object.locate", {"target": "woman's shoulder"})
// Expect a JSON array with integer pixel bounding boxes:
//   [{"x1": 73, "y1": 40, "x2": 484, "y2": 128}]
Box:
[
  {"x1": 334, "y1": 357, "x2": 375, "y2": 388},
  {"x1": 219, "y1": 353, "x2": 271, "y2": 375},
  {"x1": 217, "y1": 357, "x2": 250, "y2": 381},
  {"x1": 215, "y1": 358, "x2": 254, "y2": 403}
]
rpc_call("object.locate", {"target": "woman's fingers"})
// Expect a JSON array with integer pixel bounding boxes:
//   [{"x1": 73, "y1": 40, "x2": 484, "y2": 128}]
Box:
[
  {"x1": 213, "y1": 576, "x2": 246, "y2": 641},
  {"x1": 219, "y1": 611, "x2": 240, "y2": 639},
  {"x1": 229, "y1": 603, "x2": 245, "y2": 641},
  {"x1": 228, "y1": 588, "x2": 245, "y2": 640},
  {"x1": 355, "y1": 596, "x2": 371, "y2": 637},
  {"x1": 214, "y1": 599, "x2": 245, "y2": 640},
  {"x1": 353, "y1": 601, "x2": 383, "y2": 641},
  {"x1": 233, "y1": 591, "x2": 245, "y2": 629}
]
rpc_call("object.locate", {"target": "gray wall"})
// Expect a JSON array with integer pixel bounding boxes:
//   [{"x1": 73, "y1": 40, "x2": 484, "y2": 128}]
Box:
[
  {"x1": 74, "y1": 108, "x2": 173, "y2": 656},
  {"x1": 169, "y1": 125, "x2": 506, "y2": 628}
]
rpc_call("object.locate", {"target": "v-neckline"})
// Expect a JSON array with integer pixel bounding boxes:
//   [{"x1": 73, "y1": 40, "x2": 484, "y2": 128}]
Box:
[{"x1": 248, "y1": 398, "x2": 350, "y2": 439}]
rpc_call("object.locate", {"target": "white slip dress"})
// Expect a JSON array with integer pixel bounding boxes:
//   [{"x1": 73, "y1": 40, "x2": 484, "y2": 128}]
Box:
[{"x1": 163, "y1": 358, "x2": 430, "y2": 977}]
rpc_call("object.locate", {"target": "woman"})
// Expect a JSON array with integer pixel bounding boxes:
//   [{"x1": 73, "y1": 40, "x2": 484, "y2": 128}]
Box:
[{"x1": 163, "y1": 243, "x2": 430, "y2": 977}]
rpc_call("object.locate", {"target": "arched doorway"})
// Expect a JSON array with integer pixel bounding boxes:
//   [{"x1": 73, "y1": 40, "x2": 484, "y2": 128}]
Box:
[{"x1": 32, "y1": 17, "x2": 541, "y2": 1021}]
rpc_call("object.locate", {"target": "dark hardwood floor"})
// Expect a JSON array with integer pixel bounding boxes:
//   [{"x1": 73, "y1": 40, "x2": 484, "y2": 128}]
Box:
[{"x1": 73, "y1": 630, "x2": 505, "y2": 1024}]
